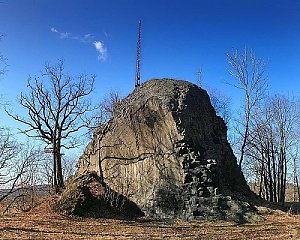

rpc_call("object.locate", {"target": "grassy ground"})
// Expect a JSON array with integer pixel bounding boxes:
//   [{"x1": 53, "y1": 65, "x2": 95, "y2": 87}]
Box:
[{"x1": 0, "y1": 198, "x2": 299, "y2": 240}]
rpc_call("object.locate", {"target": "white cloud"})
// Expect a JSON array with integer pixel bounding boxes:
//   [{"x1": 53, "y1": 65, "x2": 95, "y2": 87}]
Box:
[
  {"x1": 103, "y1": 31, "x2": 110, "y2": 38},
  {"x1": 60, "y1": 32, "x2": 71, "y2": 39},
  {"x1": 50, "y1": 27, "x2": 95, "y2": 42},
  {"x1": 50, "y1": 27, "x2": 108, "y2": 62},
  {"x1": 50, "y1": 27, "x2": 58, "y2": 33},
  {"x1": 93, "y1": 41, "x2": 107, "y2": 61},
  {"x1": 84, "y1": 34, "x2": 91, "y2": 39},
  {"x1": 80, "y1": 33, "x2": 95, "y2": 43},
  {"x1": 50, "y1": 27, "x2": 71, "y2": 39}
]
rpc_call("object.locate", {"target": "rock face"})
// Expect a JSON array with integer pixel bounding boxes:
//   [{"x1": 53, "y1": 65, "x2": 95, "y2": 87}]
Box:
[{"x1": 77, "y1": 79, "x2": 259, "y2": 222}]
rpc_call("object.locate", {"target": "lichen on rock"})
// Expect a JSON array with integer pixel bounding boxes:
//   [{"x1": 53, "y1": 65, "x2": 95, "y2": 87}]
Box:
[{"x1": 77, "y1": 79, "x2": 262, "y2": 222}]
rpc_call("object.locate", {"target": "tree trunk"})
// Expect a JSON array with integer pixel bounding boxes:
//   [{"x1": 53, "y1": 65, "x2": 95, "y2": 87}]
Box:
[
  {"x1": 239, "y1": 112, "x2": 249, "y2": 168},
  {"x1": 56, "y1": 141, "x2": 64, "y2": 192},
  {"x1": 271, "y1": 142, "x2": 277, "y2": 202},
  {"x1": 239, "y1": 95, "x2": 251, "y2": 169},
  {"x1": 296, "y1": 175, "x2": 300, "y2": 202},
  {"x1": 53, "y1": 150, "x2": 58, "y2": 193},
  {"x1": 98, "y1": 138, "x2": 104, "y2": 181},
  {"x1": 53, "y1": 141, "x2": 64, "y2": 193}
]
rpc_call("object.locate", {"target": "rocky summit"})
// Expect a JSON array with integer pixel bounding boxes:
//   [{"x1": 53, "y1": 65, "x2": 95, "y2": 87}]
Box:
[{"x1": 77, "y1": 79, "x2": 260, "y2": 222}]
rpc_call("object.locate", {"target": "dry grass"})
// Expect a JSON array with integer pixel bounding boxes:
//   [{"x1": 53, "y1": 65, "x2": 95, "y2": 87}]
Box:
[{"x1": 0, "y1": 198, "x2": 299, "y2": 240}]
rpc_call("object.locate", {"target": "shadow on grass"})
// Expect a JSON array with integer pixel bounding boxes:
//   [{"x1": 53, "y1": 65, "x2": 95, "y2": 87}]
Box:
[{"x1": 1, "y1": 227, "x2": 105, "y2": 237}]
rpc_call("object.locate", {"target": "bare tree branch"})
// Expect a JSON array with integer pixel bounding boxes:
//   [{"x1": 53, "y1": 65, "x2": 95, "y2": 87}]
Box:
[
  {"x1": 226, "y1": 47, "x2": 268, "y2": 168},
  {"x1": 7, "y1": 60, "x2": 95, "y2": 192}
]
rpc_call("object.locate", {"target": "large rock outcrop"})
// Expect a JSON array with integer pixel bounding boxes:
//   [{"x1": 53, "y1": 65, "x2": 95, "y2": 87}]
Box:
[{"x1": 77, "y1": 79, "x2": 260, "y2": 222}]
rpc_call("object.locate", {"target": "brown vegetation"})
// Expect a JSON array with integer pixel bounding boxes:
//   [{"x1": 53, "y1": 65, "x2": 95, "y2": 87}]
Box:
[{"x1": 0, "y1": 197, "x2": 299, "y2": 240}]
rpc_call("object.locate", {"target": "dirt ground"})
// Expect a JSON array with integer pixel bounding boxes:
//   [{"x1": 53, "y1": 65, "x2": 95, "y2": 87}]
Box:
[{"x1": 0, "y1": 199, "x2": 299, "y2": 240}]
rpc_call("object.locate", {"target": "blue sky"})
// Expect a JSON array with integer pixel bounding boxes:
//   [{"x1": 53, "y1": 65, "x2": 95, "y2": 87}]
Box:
[{"x1": 0, "y1": 0, "x2": 299, "y2": 134}]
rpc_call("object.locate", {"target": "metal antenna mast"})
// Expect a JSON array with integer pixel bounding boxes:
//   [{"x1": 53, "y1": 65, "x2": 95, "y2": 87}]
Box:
[
  {"x1": 196, "y1": 68, "x2": 203, "y2": 87},
  {"x1": 135, "y1": 20, "x2": 142, "y2": 88}
]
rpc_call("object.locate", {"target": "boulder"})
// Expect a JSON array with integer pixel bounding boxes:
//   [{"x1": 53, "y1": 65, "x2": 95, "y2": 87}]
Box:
[
  {"x1": 77, "y1": 79, "x2": 261, "y2": 222},
  {"x1": 54, "y1": 172, "x2": 144, "y2": 219}
]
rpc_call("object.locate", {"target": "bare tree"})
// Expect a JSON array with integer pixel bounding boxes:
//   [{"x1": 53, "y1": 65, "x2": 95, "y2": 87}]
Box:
[
  {"x1": 62, "y1": 155, "x2": 77, "y2": 181},
  {"x1": 226, "y1": 47, "x2": 268, "y2": 168},
  {"x1": 8, "y1": 143, "x2": 44, "y2": 212},
  {"x1": 40, "y1": 156, "x2": 54, "y2": 193},
  {"x1": 0, "y1": 33, "x2": 7, "y2": 78},
  {"x1": 0, "y1": 129, "x2": 20, "y2": 202},
  {"x1": 246, "y1": 95, "x2": 299, "y2": 204},
  {"x1": 100, "y1": 91, "x2": 121, "y2": 120},
  {"x1": 194, "y1": 68, "x2": 231, "y2": 126},
  {"x1": 208, "y1": 88, "x2": 231, "y2": 126},
  {"x1": 6, "y1": 60, "x2": 95, "y2": 193},
  {"x1": 292, "y1": 148, "x2": 300, "y2": 202},
  {"x1": 0, "y1": 131, "x2": 41, "y2": 213},
  {"x1": 85, "y1": 90, "x2": 122, "y2": 139}
]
